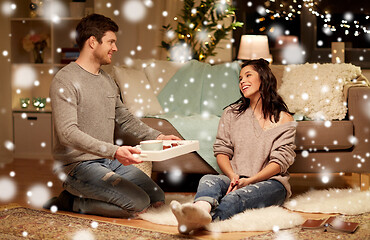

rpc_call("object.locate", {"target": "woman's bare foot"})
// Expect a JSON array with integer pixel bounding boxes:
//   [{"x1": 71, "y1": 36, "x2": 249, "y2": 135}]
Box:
[{"x1": 170, "y1": 200, "x2": 212, "y2": 234}]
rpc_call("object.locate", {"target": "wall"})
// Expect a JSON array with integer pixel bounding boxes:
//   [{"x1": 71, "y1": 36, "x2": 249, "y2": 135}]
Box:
[{"x1": 94, "y1": 0, "x2": 232, "y2": 73}]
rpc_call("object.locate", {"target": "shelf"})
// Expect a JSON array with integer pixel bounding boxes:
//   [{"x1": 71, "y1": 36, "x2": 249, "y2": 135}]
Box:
[
  {"x1": 11, "y1": 64, "x2": 56, "y2": 112},
  {"x1": 10, "y1": 18, "x2": 80, "y2": 65},
  {"x1": 11, "y1": 20, "x2": 52, "y2": 64},
  {"x1": 11, "y1": 17, "x2": 86, "y2": 21},
  {"x1": 10, "y1": 15, "x2": 79, "y2": 112},
  {"x1": 11, "y1": 63, "x2": 58, "y2": 67},
  {"x1": 9, "y1": 0, "x2": 95, "y2": 19},
  {"x1": 9, "y1": 0, "x2": 95, "y2": 159},
  {"x1": 13, "y1": 107, "x2": 52, "y2": 113}
]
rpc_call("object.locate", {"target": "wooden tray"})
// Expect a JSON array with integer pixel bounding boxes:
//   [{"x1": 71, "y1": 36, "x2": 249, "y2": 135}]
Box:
[{"x1": 133, "y1": 140, "x2": 199, "y2": 161}]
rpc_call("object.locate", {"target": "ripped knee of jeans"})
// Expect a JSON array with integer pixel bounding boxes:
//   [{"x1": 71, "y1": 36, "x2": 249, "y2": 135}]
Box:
[
  {"x1": 101, "y1": 171, "x2": 122, "y2": 186},
  {"x1": 200, "y1": 175, "x2": 222, "y2": 187},
  {"x1": 203, "y1": 179, "x2": 216, "y2": 187}
]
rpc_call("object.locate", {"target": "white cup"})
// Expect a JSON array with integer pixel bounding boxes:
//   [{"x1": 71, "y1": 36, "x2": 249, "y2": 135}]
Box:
[{"x1": 140, "y1": 140, "x2": 163, "y2": 151}]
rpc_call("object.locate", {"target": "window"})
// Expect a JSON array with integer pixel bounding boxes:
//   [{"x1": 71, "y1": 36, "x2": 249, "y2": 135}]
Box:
[
  {"x1": 234, "y1": 0, "x2": 370, "y2": 68},
  {"x1": 316, "y1": 12, "x2": 369, "y2": 49},
  {"x1": 243, "y1": 12, "x2": 301, "y2": 49}
]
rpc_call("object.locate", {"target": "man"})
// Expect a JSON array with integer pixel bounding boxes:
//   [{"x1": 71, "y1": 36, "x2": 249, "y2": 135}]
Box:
[{"x1": 44, "y1": 14, "x2": 180, "y2": 218}]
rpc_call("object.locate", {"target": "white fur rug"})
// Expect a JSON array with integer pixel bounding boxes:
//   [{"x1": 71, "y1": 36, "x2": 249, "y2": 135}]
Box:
[
  {"x1": 139, "y1": 188, "x2": 370, "y2": 233},
  {"x1": 139, "y1": 194, "x2": 304, "y2": 233},
  {"x1": 284, "y1": 188, "x2": 370, "y2": 215}
]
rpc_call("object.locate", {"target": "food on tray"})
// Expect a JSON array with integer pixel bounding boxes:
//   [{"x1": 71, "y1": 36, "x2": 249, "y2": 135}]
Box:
[
  {"x1": 163, "y1": 145, "x2": 171, "y2": 150},
  {"x1": 162, "y1": 141, "x2": 181, "y2": 150}
]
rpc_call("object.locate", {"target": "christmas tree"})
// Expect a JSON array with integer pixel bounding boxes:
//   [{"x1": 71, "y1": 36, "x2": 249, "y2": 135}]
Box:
[{"x1": 161, "y1": 0, "x2": 243, "y2": 62}]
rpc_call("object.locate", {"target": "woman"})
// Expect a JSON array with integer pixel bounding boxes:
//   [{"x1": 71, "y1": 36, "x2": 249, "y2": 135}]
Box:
[{"x1": 171, "y1": 59, "x2": 297, "y2": 234}]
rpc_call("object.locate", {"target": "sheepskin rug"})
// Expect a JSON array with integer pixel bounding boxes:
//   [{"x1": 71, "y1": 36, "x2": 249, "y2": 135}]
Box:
[
  {"x1": 139, "y1": 188, "x2": 370, "y2": 233},
  {"x1": 284, "y1": 188, "x2": 370, "y2": 215},
  {"x1": 139, "y1": 194, "x2": 304, "y2": 232}
]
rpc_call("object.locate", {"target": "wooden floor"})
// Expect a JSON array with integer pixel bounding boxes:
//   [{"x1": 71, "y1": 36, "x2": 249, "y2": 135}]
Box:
[{"x1": 0, "y1": 158, "x2": 361, "y2": 240}]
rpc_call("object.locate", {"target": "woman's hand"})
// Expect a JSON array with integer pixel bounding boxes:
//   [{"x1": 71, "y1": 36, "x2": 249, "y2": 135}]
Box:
[
  {"x1": 226, "y1": 174, "x2": 240, "y2": 194},
  {"x1": 237, "y1": 178, "x2": 253, "y2": 188}
]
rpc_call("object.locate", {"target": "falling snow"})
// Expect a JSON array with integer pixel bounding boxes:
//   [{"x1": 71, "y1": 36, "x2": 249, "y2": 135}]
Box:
[
  {"x1": 1, "y1": 1, "x2": 16, "y2": 16},
  {"x1": 91, "y1": 221, "x2": 99, "y2": 229},
  {"x1": 0, "y1": 3, "x2": 369, "y2": 239},
  {"x1": 4, "y1": 140, "x2": 15, "y2": 151},
  {"x1": 122, "y1": 0, "x2": 147, "y2": 23},
  {"x1": 281, "y1": 44, "x2": 305, "y2": 64},
  {"x1": 0, "y1": 177, "x2": 17, "y2": 201},
  {"x1": 50, "y1": 205, "x2": 58, "y2": 213},
  {"x1": 169, "y1": 44, "x2": 192, "y2": 63},
  {"x1": 168, "y1": 167, "x2": 183, "y2": 184},
  {"x1": 72, "y1": 229, "x2": 96, "y2": 240},
  {"x1": 27, "y1": 184, "x2": 51, "y2": 208}
]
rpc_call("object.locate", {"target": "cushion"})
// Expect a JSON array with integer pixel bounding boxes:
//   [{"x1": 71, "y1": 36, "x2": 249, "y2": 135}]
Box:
[
  {"x1": 113, "y1": 66, "x2": 163, "y2": 117},
  {"x1": 278, "y1": 63, "x2": 361, "y2": 120},
  {"x1": 144, "y1": 60, "x2": 185, "y2": 95},
  {"x1": 123, "y1": 58, "x2": 156, "y2": 70}
]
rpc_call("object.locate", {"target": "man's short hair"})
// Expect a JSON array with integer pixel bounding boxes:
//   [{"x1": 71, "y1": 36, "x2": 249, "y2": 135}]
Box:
[{"x1": 76, "y1": 14, "x2": 119, "y2": 50}]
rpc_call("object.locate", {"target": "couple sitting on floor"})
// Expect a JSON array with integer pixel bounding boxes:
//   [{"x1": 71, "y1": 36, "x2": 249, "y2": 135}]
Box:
[{"x1": 44, "y1": 14, "x2": 296, "y2": 235}]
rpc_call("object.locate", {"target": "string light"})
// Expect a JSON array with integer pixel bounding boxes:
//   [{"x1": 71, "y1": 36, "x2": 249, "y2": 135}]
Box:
[{"x1": 263, "y1": 0, "x2": 368, "y2": 37}]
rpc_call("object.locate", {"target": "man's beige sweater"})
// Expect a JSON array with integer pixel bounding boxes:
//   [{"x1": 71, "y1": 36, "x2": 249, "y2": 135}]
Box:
[
  {"x1": 50, "y1": 62, "x2": 160, "y2": 173},
  {"x1": 213, "y1": 106, "x2": 297, "y2": 198}
]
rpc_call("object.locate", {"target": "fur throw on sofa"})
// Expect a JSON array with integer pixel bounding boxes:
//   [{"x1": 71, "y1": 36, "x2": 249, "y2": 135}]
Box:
[{"x1": 278, "y1": 63, "x2": 364, "y2": 120}]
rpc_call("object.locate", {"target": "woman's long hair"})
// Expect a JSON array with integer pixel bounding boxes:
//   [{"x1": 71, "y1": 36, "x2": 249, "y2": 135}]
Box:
[{"x1": 230, "y1": 58, "x2": 292, "y2": 122}]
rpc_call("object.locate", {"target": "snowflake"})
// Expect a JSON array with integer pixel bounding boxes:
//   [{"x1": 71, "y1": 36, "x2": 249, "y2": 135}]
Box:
[
  {"x1": 0, "y1": 177, "x2": 17, "y2": 201},
  {"x1": 122, "y1": 1, "x2": 147, "y2": 23},
  {"x1": 168, "y1": 167, "x2": 183, "y2": 184},
  {"x1": 72, "y1": 229, "x2": 96, "y2": 240},
  {"x1": 27, "y1": 184, "x2": 50, "y2": 208}
]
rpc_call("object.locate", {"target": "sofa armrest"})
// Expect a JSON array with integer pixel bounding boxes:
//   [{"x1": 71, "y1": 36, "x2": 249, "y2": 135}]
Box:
[{"x1": 347, "y1": 86, "x2": 370, "y2": 172}]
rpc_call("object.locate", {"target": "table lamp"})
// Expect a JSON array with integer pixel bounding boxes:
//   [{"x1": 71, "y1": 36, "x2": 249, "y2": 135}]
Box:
[{"x1": 237, "y1": 35, "x2": 272, "y2": 62}]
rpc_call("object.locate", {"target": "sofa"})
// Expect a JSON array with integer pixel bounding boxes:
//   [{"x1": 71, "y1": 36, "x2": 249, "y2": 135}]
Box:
[{"x1": 111, "y1": 59, "x2": 370, "y2": 189}]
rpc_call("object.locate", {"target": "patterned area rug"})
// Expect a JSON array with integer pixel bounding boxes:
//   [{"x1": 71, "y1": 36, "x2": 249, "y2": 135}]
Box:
[{"x1": 0, "y1": 204, "x2": 191, "y2": 240}]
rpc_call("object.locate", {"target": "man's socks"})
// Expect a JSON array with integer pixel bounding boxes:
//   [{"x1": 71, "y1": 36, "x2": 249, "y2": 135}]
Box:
[{"x1": 43, "y1": 190, "x2": 75, "y2": 211}]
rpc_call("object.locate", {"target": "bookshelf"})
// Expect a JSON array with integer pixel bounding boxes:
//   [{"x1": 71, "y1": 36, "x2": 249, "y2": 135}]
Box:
[{"x1": 10, "y1": 0, "x2": 94, "y2": 159}]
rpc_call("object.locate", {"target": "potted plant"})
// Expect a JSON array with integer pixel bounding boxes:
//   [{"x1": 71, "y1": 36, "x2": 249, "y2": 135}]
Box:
[{"x1": 22, "y1": 33, "x2": 50, "y2": 63}]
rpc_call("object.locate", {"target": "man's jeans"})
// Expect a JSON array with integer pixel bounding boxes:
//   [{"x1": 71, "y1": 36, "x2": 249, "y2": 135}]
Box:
[
  {"x1": 63, "y1": 159, "x2": 164, "y2": 218},
  {"x1": 194, "y1": 174, "x2": 286, "y2": 221}
]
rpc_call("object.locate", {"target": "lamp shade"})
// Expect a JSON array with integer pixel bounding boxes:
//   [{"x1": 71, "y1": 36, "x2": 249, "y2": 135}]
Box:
[{"x1": 237, "y1": 35, "x2": 271, "y2": 61}]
